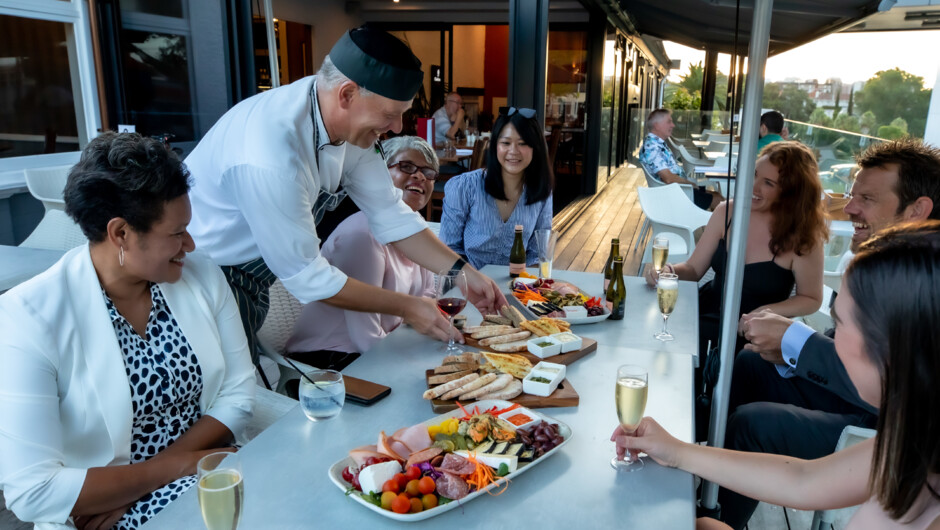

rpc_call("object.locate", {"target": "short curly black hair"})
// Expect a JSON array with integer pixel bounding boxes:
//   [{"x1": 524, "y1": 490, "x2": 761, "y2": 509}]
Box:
[{"x1": 64, "y1": 132, "x2": 191, "y2": 243}]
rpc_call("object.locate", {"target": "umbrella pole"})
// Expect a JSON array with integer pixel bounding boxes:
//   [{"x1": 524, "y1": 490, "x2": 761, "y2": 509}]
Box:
[{"x1": 700, "y1": 0, "x2": 774, "y2": 515}]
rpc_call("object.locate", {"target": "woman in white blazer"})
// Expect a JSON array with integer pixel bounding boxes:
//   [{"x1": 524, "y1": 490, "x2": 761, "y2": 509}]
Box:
[{"x1": 0, "y1": 132, "x2": 255, "y2": 529}]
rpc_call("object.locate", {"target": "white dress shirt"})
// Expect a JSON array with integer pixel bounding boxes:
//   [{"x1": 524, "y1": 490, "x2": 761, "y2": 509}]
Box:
[{"x1": 185, "y1": 76, "x2": 427, "y2": 304}]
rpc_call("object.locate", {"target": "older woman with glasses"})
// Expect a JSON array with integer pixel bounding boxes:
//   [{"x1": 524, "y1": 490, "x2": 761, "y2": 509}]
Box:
[
  {"x1": 286, "y1": 136, "x2": 439, "y2": 369},
  {"x1": 439, "y1": 107, "x2": 554, "y2": 269}
]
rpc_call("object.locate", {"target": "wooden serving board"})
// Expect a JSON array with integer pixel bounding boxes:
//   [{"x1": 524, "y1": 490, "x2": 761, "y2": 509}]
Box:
[
  {"x1": 424, "y1": 370, "x2": 580, "y2": 413},
  {"x1": 462, "y1": 335, "x2": 598, "y2": 366}
]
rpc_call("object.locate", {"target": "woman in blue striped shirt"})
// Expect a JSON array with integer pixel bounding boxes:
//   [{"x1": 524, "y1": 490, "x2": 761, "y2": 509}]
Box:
[{"x1": 440, "y1": 107, "x2": 554, "y2": 269}]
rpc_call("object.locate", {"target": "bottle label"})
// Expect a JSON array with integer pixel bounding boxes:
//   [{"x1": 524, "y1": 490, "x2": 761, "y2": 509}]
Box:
[{"x1": 509, "y1": 262, "x2": 525, "y2": 275}]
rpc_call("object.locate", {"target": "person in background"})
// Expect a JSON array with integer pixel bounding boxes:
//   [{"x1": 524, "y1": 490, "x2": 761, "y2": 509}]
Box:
[
  {"x1": 286, "y1": 136, "x2": 438, "y2": 369},
  {"x1": 439, "y1": 107, "x2": 553, "y2": 270},
  {"x1": 639, "y1": 108, "x2": 722, "y2": 210},
  {"x1": 718, "y1": 138, "x2": 940, "y2": 529},
  {"x1": 617, "y1": 222, "x2": 940, "y2": 530},
  {"x1": 756, "y1": 110, "x2": 786, "y2": 152},
  {"x1": 0, "y1": 132, "x2": 255, "y2": 529},
  {"x1": 433, "y1": 92, "x2": 466, "y2": 146},
  {"x1": 183, "y1": 26, "x2": 505, "y2": 377}
]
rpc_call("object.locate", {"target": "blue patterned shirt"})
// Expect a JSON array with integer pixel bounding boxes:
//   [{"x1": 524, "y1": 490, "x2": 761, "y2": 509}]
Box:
[
  {"x1": 440, "y1": 169, "x2": 553, "y2": 269},
  {"x1": 639, "y1": 133, "x2": 684, "y2": 178}
]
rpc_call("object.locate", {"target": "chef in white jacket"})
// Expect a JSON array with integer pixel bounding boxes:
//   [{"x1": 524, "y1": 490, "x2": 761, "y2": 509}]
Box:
[{"x1": 185, "y1": 26, "x2": 505, "y2": 366}]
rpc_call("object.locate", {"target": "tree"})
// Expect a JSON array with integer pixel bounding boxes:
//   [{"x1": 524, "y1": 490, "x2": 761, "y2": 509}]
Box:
[
  {"x1": 878, "y1": 125, "x2": 906, "y2": 140},
  {"x1": 859, "y1": 111, "x2": 877, "y2": 134},
  {"x1": 664, "y1": 87, "x2": 696, "y2": 110},
  {"x1": 670, "y1": 62, "x2": 729, "y2": 110},
  {"x1": 854, "y1": 68, "x2": 931, "y2": 138},
  {"x1": 889, "y1": 117, "x2": 909, "y2": 134},
  {"x1": 762, "y1": 82, "x2": 816, "y2": 121},
  {"x1": 834, "y1": 113, "x2": 860, "y2": 134}
]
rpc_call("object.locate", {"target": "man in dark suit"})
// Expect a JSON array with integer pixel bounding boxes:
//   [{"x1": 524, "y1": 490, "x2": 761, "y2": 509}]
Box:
[{"x1": 717, "y1": 138, "x2": 940, "y2": 529}]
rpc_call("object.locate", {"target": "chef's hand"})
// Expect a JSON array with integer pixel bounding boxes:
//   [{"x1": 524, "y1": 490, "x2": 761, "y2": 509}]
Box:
[
  {"x1": 644, "y1": 263, "x2": 674, "y2": 287},
  {"x1": 610, "y1": 417, "x2": 683, "y2": 468},
  {"x1": 403, "y1": 296, "x2": 464, "y2": 344},
  {"x1": 464, "y1": 268, "x2": 508, "y2": 315},
  {"x1": 740, "y1": 309, "x2": 794, "y2": 364}
]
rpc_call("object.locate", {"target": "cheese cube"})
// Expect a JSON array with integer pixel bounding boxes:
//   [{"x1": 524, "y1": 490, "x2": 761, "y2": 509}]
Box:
[
  {"x1": 454, "y1": 450, "x2": 519, "y2": 473},
  {"x1": 357, "y1": 460, "x2": 402, "y2": 494}
]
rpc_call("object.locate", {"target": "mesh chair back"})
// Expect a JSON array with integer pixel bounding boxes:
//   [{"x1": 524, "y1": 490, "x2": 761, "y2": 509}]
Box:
[
  {"x1": 20, "y1": 209, "x2": 87, "y2": 251},
  {"x1": 257, "y1": 280, "x2": 304, "y2": 355},
  {"x1": 25, "y1": 166, "x2": 71, "y2": 212}
]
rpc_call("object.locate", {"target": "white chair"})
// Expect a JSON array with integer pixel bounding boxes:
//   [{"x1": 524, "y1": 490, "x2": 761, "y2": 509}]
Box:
[
  {"x1": 24, "y1": 165, "x2": 71, "y2": 211},
  {"x1": 20, "y1": 166, "x2": 87, "y2": 251},
  {"x1": 636, "y1": 184, "x2": 712, "y2": 274},
  {"x1": 810, "y1": 425, "x2": 876, "y2": 530},
  {"x1": 636, "y1": 167, "x2": 696, "y2": 252},
  {"x1": 240, "y1": 386, "x2": 298, "y2": 444},
  {"x1": 256, "y1": 279, "x2": 316, "y2": 395},
  {"x1": 798, "y1": 284, "x2": 835, "y2": 333}
]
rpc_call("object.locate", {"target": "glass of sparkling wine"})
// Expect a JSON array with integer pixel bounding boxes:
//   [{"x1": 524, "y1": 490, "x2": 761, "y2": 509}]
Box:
[
  {"x1": 299, "y1": 369, "x2": 345, "y2": 421},
  {"x1": 612, "y1": 365, "x2": 648, "y2": 471},
  {"x1": 655, "y1": 273, "x2": 679, "y2": 341},
  {"x1": 436, "y1": 269, "x2": 469, "y2": 353},
  {"x1": 198, "y1": 452, "x2": 244, "y2": 530},
  {"x1": 652, "y1": 236, "x2": 669, "y2": 274}
]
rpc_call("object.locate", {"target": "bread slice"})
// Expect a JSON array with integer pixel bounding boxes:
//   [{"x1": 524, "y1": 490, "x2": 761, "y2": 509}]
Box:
[
  {"x1": 540, "y1": 317, "x2": 571, "y2": 331},
  {"x1": 441, "y1": 373, "x2": 498, "y2": 400},
  {"x1": 476, "y1": 379, "x2": 523, "y2": 401},
  {"x1": 428, "y1": 370, "x2": 474, "y2": 385},
  {"x1": 433, "y1": 362, "x2": 478, "y2": 374},
  {"x1": 482, "y1": 352, "x2": 532, "y2": 378},
  {"x1": 423, "y1": 373, "x2": 479, "y2": 400},
  {"x1": 458, "y1": 373, "x2": 514, "y2": 400},
  {"x1": 483, "y1": 314, "x2": 513, "y2": 326},
  {"x1": 500, "y1": 305, "x2": 528, "y2": 327},
  {"x1": 470, "y1": 326, "x2": 518, "y2": 340},
  {"x1": 520, "y1": 319, "x2": 562, "y2": 337},
  {"x1": 479, "y1": 330, "x2": 531, "y2": 346},
  {"x1": 442, "y1": 352, "x2": 482, "y2": 364},
  {"x1": 487, "y1": 341, "x2": 530, "y2": 353}
]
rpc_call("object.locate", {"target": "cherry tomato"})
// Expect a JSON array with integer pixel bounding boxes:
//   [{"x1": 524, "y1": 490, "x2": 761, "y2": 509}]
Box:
[
  {"x1": 394, "y1": 472, "x2": 409, "y2": 490},
  {"x1": 404, "y1": 464, "x2": 422, "y2": 481},
  {"x1": 409, "y1": 497, "x2": 423, "y2": 513},
  {"x1": 381, "y1": 479, "x2": 400, "y2": 494},
  {"x1": 391, "y1": 493, "x2": 411, "y2": 514},
  {"x1": 417, "y1": 476, "x2": 435, "y2": 495},
  {"x1": 380, "y1": 491, "x2": 397, "y2": 510},
  {"x1": 405, "y1": 479, "x2": 421, "y2": 497},
  {"x1": 421, "y1": 493, "x2": 438, "y2": 510}
]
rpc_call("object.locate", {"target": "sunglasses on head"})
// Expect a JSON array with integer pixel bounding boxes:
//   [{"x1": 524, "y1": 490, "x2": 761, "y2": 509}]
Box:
[
  {"x1": 388, "y1": 160, "x2": 439, "y2": 181},
  {"x1": 499, "y1": 106, "x2": 537, "y2": 119}
]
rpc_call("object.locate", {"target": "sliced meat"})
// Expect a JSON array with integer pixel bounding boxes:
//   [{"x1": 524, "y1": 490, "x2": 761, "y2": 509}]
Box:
[
  {"x1": 435, "y1": 473, "x2": 470, "y2": 500},
  {"x1": 405, "y1": 447, "x2": 443, "y2": 469},
  {"x1": 348, "y1": 445, "x2": 384, "y2": 467},
  {"x1": 439, "y1": 452, "x2": 477, "y2": 475},
  {"x1": 393, "y1": 423, "x2": 433, "y2": 453},
  {"x1": 376, "y1": 431, "x2": 405, "y2": 462}
]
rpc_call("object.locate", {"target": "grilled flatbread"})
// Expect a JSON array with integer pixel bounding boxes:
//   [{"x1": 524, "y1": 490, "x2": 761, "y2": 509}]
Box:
[
  {"x1": 458, "y1": 373, "x2": 513, "y2": 400},
  {"x1": 423, "y1": 373, "x2": 479, "y2": 400},
  {"x1": 470, "y1": 326, "x2": 518, "y2": 340},
  {"x1": 428, "y1": 370, "x2": 474, "y2": 385},
  {"x1": 487, "y1": 341, "x2": 530, "y2": 353},
  {"x1": 482, "y1": 352, "x2": 533, "y2": 378},
  {"x1": 520, "y1": 319, "x2": 562, "y2": 337},
  {"x1": 441, "y1": 373, "x2": 498, "y2": 400},
  {"x1": 540, "y1": 317, "x2": 571, "y2": 331},
  {"x1": 483, "y1": 314, "x2": 513, "y2": 326},
  {"x1": 477, "y1": 379, "x2": 523, "y2": 401},
  {"x1": 479, "y1": 330, "x2": 531, "y2": 346}
]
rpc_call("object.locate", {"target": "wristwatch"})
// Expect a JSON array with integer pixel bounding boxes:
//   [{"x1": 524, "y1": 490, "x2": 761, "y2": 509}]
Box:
[{"x1": 449, "y1": 257, "x2": 468, "y2": 274}]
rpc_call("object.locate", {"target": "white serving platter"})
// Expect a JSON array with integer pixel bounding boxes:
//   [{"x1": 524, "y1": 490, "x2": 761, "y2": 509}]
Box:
[{"x1": 327, "y1": 400, "x2": 572, "y2": 522}]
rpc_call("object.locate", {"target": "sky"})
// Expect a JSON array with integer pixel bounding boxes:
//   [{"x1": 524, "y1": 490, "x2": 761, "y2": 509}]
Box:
[{"x1": 663, "y1": 30, "x2": 940, "y2": 86}]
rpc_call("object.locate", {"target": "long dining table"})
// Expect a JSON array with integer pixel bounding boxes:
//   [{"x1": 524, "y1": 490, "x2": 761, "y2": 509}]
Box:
[{"x1": 143, "y1": 266, "x2": 700, "y2": 529}]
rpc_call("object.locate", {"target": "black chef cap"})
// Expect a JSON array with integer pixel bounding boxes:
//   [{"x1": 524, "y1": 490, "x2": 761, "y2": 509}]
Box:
[{"x1": 328, "y1": 25, "x2": 424, "y2": 101}]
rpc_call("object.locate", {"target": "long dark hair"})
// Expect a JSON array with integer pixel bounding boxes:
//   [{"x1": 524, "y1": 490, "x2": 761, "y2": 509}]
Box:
[
  {"x1": 845, "y1": 221, "x2": 940, "y2": 520},
  {"x1": 483, "y1": 111, "x2": 553, "y2": 205},
  {"x1": 760, "y1": 141, "x2": 829, "y2": 255}
]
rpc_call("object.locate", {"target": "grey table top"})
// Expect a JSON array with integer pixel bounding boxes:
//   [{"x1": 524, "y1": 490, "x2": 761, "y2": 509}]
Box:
[
  {"x1": 144, "y1": 268, "x2": 698, "y2": 529},
  {"x1": 0, "y1": 245, "x2": 65, "y2": 293}
]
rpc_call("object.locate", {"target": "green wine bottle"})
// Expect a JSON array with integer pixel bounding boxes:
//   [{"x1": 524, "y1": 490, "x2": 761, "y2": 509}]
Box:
[
  {"x1": 606, "y1": 255, "x2": 626, "y2": 320},
  {"x1": 603, "y1": 238, "x2": 620, "y2": 292},
  {"x1": 509, "y1": 224, "x2": 526, "y2": 278}
]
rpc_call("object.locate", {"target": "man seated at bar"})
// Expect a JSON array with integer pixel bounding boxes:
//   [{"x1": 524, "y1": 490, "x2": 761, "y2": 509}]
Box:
[
  {"x1": 614, "y1": 221, "x2": 940, "y2": 530},
  {"x1": 639, "y1": 108, "x2": 722, "y2": 210},
  {"x1": 433, "y1": 92, "x2": 466, "y2": 146},
  {"x1": 0, "y1": 132, "x2": 256, "y2": 529},
  {"x1": 756, "y1": 110, "x2": 785, "y2": 152},
  {"x1": 183, "y1": 26, "x2": 505, "y2": 374},
  {"x1": 439, "y1": 107, "x2": 553, "y2": 269},
  {"x1": 720, "y1": 139, "x2": 940, "y2": 529},
  {"x1": 286, "y1": 136, "x2": 438, "y2": 370}
]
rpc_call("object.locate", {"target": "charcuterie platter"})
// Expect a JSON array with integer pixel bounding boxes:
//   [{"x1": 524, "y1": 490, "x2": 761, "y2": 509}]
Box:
[{"x1": 328, "y1": 400, "x2": 571, "y2": 522}]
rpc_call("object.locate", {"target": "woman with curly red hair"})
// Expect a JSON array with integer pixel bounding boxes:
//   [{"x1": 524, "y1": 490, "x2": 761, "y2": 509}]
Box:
[{"x1": 648, "y1": 141, "x2": 828, "y2": 359}]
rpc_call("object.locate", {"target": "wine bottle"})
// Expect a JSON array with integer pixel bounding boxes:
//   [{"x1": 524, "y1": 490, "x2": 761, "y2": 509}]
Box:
[
  {"x1": 603, "y1": 238, "x2": 620, "y2": 292},
  {"x1": 509, "y1": 225, "x2": 526, "y2": 278},
  {"x1": 606, "y1": 256, "x2": 626, "y2": 320}
]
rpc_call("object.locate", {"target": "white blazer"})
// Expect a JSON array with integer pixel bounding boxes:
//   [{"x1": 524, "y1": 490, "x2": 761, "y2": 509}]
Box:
[{"x1": 0, "y1": 245, "x2": 256, "y2": 528}]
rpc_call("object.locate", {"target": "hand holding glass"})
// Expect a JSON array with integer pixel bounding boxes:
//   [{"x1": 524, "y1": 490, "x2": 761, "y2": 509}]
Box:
[
  {"x1": 612, "y1": 365, "x2": 648, "y2": 471},
  {"x1": 198, "y1": 452, "x2": 244, "y2": 530},
  {"x1": 436, "y1": 270, "x2": 468, "y2": 353},
  {"x1": 655, "y1": 273, "x2": 679, "y2": 341}
]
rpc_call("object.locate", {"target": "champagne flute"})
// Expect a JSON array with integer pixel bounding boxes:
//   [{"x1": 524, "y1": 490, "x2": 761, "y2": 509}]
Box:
[
  {"x1": 652, "y1": 236, "x2": 669, "y2": 274},
  {"x1": 655, "y1": 272, "x2": 679, "y2": 341},
  {"x1": 436, "y1": 269, "x2": 468, "y2": 354},
  {"x1": 612, "y1": 365, "x2": 648, "y2": 471},
  {"x1": 198, "y1": 452, "x2": 244, "y2": 530}
]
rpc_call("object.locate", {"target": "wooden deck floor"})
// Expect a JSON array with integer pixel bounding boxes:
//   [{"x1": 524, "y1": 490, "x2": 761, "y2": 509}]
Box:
[{"x1": 554, "y1": 165, "x2": 649, "y2": 276}]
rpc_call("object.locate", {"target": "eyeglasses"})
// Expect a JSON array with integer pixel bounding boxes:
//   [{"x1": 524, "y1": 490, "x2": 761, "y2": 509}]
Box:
[
  {"x1": 499, "y1": 106, "x2": 537, "y2": 119},
  {"x1": 388, "y1": 160, "x2": 439, "y2": 181}
]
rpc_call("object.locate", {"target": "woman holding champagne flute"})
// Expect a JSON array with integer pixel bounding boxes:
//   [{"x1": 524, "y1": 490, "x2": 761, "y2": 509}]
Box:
[
  {"x1": 618, "y1": 222, "x2": 940, "y2": 529},
  {"x1": 645, "y1": 142, "x2": 828, "y2": 358},
  {"x1": 0, "y1": 133, "x2": 255, "y2": 530}
]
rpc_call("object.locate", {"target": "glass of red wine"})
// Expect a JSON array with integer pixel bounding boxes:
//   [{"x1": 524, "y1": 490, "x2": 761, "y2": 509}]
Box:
[{"x1": 436, "y1": 269, "x2": 469, "y2": 354}]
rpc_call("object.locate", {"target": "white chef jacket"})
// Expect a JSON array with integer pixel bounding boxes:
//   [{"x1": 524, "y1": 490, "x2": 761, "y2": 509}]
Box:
[{"x1": 185, "y1": 75, "x2": 427, "y2": 304}]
